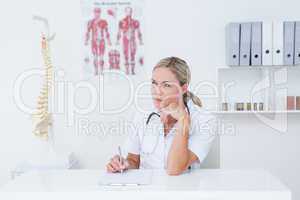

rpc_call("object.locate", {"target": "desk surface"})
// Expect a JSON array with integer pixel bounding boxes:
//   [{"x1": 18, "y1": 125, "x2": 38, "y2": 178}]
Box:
[{"x1": 0, "y1": 169, "x2": 291, "y2": 200}]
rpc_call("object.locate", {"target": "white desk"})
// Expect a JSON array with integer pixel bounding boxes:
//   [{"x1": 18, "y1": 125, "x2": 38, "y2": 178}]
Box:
[{"x1": 0, "y1": 169, "x2": 291, "y2": 200}]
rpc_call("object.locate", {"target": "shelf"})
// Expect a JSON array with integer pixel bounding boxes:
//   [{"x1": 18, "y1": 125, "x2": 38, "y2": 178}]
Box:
[
  {"x1": 212, "y1": 110, "x2": 300, "y2": 115},
  {"x1": 219, "y1": 65, "x2": 300, "y2": 70},
  {"x1": 217, "y1": 66, "x2": 300, "y2": 112}
]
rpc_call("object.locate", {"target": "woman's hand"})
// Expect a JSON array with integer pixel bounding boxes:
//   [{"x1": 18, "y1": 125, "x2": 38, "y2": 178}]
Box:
[
  {"x1": 160, "y1": 94, "x2": 188, "y2": 121},
  {"x1": 106, "y1": 155, "x2": 129, "y2": 173}
]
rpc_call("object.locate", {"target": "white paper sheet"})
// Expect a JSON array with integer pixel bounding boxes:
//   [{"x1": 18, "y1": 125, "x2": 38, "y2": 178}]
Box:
[{"x1": 99, "y1": 170, "x2": 153, "y2": 186}]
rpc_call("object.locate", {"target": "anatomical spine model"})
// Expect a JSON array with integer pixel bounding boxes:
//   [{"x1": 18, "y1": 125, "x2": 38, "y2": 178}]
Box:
[{"x1": 32, "y1": 34, "x2": 53, "y2": 140}]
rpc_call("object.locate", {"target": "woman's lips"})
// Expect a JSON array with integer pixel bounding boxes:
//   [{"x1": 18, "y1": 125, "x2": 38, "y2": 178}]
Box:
[
  {"x1": 154, "y1": 98, "x2": 162, "y2": 102},
  {"x1": 153, "y1": 98, "x2": 162, "y2": 107}
]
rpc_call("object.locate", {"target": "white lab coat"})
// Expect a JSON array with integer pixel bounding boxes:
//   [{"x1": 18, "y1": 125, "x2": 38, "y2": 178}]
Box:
[{"x1": 123, "y1": 100, "x2": 217, "y2": 169}]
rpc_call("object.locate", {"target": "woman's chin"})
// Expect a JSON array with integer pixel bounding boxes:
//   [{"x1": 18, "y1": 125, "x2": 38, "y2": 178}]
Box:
[{"x1": 153, "y1": 101, "x2": 161, "y2": 110}]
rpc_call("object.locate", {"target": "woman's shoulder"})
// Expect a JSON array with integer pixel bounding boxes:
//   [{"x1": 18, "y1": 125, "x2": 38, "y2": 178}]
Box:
[
  {"x1": 187, "y1": 100, "x2": 216, "y2": 123},
  {"x1": 187, "y1": 100, "x2": 217, "y2": 136},
  {"x1": 132, "y1": 111, "x2": 147, "y2": 122},
  {"x1": 132, "y1": 109, "x2": 159, "y2": 124}
]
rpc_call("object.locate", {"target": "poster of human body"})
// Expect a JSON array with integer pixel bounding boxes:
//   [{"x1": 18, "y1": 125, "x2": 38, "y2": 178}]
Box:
[{"x1": 81, "y1": 0, "x2": 145, "y2": 77}]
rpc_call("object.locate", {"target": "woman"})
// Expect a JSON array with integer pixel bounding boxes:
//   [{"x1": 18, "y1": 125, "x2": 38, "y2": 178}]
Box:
[{"x1": 106, "y1": 57, "x2": 216, "y2": 175}]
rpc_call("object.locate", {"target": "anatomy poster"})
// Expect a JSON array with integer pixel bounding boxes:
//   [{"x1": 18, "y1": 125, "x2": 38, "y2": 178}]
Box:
[{"x1": 81, "y1": 0, "x2": 145, "y2": 77}]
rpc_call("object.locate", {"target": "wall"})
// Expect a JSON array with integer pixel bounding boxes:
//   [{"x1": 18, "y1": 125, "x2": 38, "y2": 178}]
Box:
[{"x1": 0, "y1": 0, "x2": 300, "y2": 199}]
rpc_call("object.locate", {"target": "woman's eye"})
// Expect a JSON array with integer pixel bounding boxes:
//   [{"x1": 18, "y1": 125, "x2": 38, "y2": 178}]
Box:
[
  {"x1": 151, "y1": 81, "x2": 157, "y2": 85},
  {"x1": 163, "y1": 83, "x2": 171, "y2": 88}
]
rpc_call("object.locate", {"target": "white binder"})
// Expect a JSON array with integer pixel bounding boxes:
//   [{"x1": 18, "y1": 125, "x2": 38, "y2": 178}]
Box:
[
  {"x1": 225, "y1": 23, "x2": 240, "y2": 66},
  {"x1": 294, "y1": 21, "x2": 300, "y2": 65},
  {"x1": 273, "y1": 21, "x2": 284, "y2": 65},
  {"x1": 262, "y1": 21, "x2": 273, "y2": 66},
  {"x1": 251, "y1": 22, "x2": 262, "y2": 66},
  {"x1": 239, "y1": 23, "x2": 252, "y2": 66},
  {"x1": 283, "y1": 21, "x2": 295, "y2": 65}
]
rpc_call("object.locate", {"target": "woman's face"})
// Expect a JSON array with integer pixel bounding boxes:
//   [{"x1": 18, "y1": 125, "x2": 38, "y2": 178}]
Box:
[{"x1": 151, "y1": 67, "x2": 187, "y2": 110}]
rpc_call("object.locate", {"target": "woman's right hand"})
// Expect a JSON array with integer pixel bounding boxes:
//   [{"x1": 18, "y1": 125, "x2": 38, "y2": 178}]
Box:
[{"x1": 106, "y1": 155, "x2": 128, "y2": 173}]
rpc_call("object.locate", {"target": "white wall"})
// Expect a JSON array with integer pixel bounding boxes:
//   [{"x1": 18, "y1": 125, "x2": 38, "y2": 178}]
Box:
[
  {"x1": 220, "y1": 115, "x2": 300, "y2": 199},
  {"x1": 0, "y1": 0, "x2": 300, "y2": 199}
]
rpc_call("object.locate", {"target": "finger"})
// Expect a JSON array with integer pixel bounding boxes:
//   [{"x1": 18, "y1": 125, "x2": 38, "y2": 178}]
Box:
[
  {"x1": 106, "y1": 163, "x2": 117, "y2": 173},
  {"x1": 111, "y1": 161, "x2": 121, "y2": 172},
  {"x1": 177, "y1": 92, "x2": 185, "y2": 107},
  {"x1": 112, "y1": 156, "x2": 123, "y2": 168},
  {"x1": 161, "y1": 94, "x2": 178, "y2": 107},
  {"x1": 106, "y1": 164, "x2": 114, "y2": 173},
  {"x1": 160, "y1": 95, "x2": 175, "y2": 107},
  {"x1": 108, "y1": 162, "x2": 118, "y2": 171},
  {"x1": 161, "y1": 93, "x2": 186, "y2": 115},
  {"x1": 161, "y1": 103, "x2": 178, "y2": 115},
  {"x1": 160, "y1": 98, "x2": 173, "y2": 110},
  {"x1": 112, "y1": 155, "x2": 120, "y2": 162},
  {"x1": 119, "y1": 158, "x2": 127, "y2": 169},
  {"x1": 113, "y1": 155, "x2": 126, "y2": 166},
  {"x1": 111, "y1": 160, "x2": 121, "y2": 171},
  {"x1": 161, "y1": 94, "x2": 181, "y2": 107},
  {"x1": 118, "y1": 159, "x2": 127, "y2": 170}
]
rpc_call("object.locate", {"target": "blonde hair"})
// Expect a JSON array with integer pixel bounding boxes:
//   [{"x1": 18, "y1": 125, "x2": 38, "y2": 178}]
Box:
[{"x1": 153, "y1": 57, "x2": 202, "y2": 108}]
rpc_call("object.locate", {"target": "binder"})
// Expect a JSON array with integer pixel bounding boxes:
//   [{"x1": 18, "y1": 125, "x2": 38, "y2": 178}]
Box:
[
  {"x1": 225, "y1": 23, "x2": 240, "y2": 66},
  {"x1": 239, "y1": 23, "x2": 252, "y2": 66},
  {"x1": 262, "y1": 21, "x2": 273, "y2": 65},
  {"x1": 273, "y1": 21, "x2": 284, "y2": 65},
  {"x1": 294, "y1": 21, "x2": 300, "y2": 65},
  {"x1": 251, "y1": 22, "x2": 262, "y2": 66},
  {"x1": 283, "y1": 21, "x2": 295, "y2": 65}
]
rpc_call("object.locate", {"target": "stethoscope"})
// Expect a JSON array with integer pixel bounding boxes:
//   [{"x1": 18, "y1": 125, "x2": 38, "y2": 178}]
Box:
[
  {"x1": 140, "y1": 102, "x2": 191, "y2": 156},
  {"x1": 146, "y1": 101, "x2": 190, "y2": 125}
]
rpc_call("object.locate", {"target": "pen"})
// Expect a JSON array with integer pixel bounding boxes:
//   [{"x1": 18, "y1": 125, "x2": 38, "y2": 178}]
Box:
[{"x1": 118, "y1": 146, "x2": 123, "y2": 173}]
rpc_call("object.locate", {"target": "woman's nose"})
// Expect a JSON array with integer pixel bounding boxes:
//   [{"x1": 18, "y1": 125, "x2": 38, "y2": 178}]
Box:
[{"x1": 154, "y1": 85, "x2": 163, "y2": 96}]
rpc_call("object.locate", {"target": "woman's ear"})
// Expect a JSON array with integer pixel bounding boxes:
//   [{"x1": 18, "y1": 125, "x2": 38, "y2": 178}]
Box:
[{"x1": 181, "y1": 83, "x2": 188, "y2": 94}]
